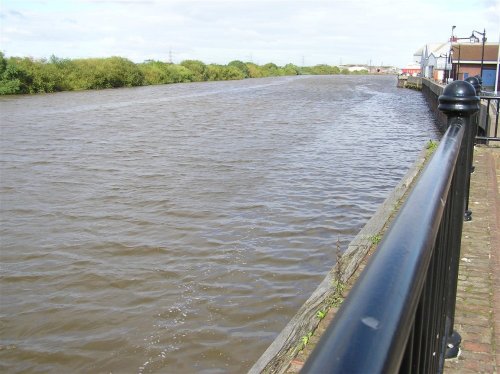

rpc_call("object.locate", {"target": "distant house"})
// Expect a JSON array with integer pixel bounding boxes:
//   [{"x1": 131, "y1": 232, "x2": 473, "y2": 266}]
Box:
[
  {"x1": 346, "y1": 65, "x2": 369, "y2": 72},
  {"x1": 413, "y1": 47, "x2": 424, "y2": 65},
  {"x1": 450, "y1": 42, "x2": 499, "y2": 89},
  {"x1": 399, "y1": 47, "x2": 425, "y2": 76},
  {"x1": 419, "y1": 43, "x2": 451, "y2": 82},
  {"x1": 401, "y1": 64, "x2": 421, "y2": 76},
  {"x1": 416, "y1": 40, "x2": 499, "y2": 90}
]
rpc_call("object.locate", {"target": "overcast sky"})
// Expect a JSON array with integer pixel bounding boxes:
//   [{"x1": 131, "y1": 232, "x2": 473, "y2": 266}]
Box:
[{"x1": 1, "y1": 0, "x2": 499, "y2": 68}]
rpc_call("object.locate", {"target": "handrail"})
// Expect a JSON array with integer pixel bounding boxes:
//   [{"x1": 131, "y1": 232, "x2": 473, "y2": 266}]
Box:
[{"x1": 301, "y1": 81, "x2": 479, "y2": 373}]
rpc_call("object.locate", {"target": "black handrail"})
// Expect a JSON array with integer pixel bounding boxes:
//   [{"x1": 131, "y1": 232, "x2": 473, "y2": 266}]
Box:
[{"x1": 301, "y1": 81, "x2": 479, "y2": 374}]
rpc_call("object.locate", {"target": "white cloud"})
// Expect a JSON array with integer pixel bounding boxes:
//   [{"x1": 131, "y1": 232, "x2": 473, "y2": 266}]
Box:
[{"x1": 0, "y1": 0, "x2": 498, "y2": 67}]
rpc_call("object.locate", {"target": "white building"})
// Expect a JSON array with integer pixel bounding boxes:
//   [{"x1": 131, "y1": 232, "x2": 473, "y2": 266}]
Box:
[{"x1": 419, "y1": 42, "x2": 451, "y2": 82}]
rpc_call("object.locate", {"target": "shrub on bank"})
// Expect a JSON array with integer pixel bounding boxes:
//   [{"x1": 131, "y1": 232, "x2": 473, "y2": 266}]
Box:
[{"x1": 0, "y1": 52, "x2": 369, "y2": 95}]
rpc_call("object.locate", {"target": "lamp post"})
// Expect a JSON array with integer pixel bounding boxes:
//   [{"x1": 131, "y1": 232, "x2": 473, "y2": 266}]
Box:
[
  {"x1": 439, "y1": 53, "x2": 449, "y2": 83},
  {"x1": 451, "y1": 45, "x2": 462, "y2": 80},
  {"x1": 448, "y1": 26, "x2": 456, "y2": 81},
  {"x1": 470, "y1": 29, "x2": 487, "y2": 79},
  {"x1": 450, "y1": 30, "x2": 481, "y2": 81}
]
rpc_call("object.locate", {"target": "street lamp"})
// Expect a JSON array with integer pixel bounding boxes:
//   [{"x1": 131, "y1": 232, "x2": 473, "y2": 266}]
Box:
[
  {"x1": 469, "y1": 29, "x2": 487, "y2": 79},
  {"x1": 449, "y1": 29, "x2": 484, "y2": 81},
  {"x1": 448, "y1": 26, "x2": 456, "y2": 81},
  {"x1": 438, "y1": 53, "x2": 449, "y2": 83},
  {"x1": 450, "y1": 45, "x2": 462, "y2": 80}
]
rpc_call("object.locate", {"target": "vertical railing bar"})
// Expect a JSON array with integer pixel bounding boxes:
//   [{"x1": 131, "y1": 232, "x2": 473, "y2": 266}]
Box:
[
  {"x1": 428, "y1": 244, "x2": 441, "y2": 372},
  {"x1": 485, "y1": 98, "x2": 491, "y2": 139},
  {"x1": 436, "y1": 187, "x2": 455, "y2": 371},
  {"x1": 412, "y1": 300, "x2": 424, "y2": 373},
  {"x1": 462, "y1": 75, "x2": 480, "y2": 220},
  {"x1": 399, "y1": 322, "x2": 415, "y2": 373},
  {"x1": 430, "y1": 229, "x2": 444, "y2": 373},
  {"x1": 437, "y1": 185, "x2": 453, "y2": 371},
  {"x1": 431, "y1": 242, "x2": 442, "y2": 373},
  {"x1": 429, "y1": 260, "x2": 436, "y2": 373},
  {"x1": 495, "y1": 98, "x2": 499, "y2": 138},
  {"x1": 422, "y1": 276, "x2": 431, "y2": 371}
]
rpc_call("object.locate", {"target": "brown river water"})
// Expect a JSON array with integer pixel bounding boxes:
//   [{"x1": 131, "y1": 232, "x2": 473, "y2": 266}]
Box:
[{"x1": 0, "y1": 75, "x2": 439, "y2": 373}]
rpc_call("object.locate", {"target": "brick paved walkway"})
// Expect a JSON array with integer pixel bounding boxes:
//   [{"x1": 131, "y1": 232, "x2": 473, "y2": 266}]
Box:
[{"x1": 445, "y1": 145, "x2": 500, "y2": 373}]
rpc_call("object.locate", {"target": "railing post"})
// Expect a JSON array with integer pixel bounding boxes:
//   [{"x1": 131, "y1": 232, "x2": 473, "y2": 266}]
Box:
[
  {"x1": 463, "y1": 76, "x2": 482, "y2": 221},
  {"x1": 438, "y1": 81, "x2": 480, "y2": 358}
]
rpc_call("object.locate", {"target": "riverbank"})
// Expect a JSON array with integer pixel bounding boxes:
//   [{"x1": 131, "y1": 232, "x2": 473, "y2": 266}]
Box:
[
  {"x1": 0, "y1": 53, "x2": 370, "y2": 95},
  {"x1": 397, "y1": 75, "x2": 423, "y2": 90}
]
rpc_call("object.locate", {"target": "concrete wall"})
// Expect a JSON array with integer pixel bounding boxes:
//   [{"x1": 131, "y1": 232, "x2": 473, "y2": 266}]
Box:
[
  {"x1": 421, "y1": 78, "x2": 447, "y2": 133},
  {"x1": 421, "y1": 78, "x2": 498, "y2": 138},
  {"x1": 397, "y1": 76, "x2": 423, "y2": 90}
]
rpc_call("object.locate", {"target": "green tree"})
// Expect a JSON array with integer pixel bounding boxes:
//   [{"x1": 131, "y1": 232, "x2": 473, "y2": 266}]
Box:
[
  {"x1": 139, "y1": 60, "x2": 169, "y2": 85},
  {"x1": 0, "y1": 52, "x2": 7, "y2": 74},
  {"x1": 139, "y1": 61, "x2": 195, "y2": 85},
  {"x1": 206, "y1": 64, "x2": 224, "y2": 81},
  {"x1": 0, "y1": 53, "x2": 362, "y2": 96},
  {"x1": 206, "y1": 64, "x2": 245, "y2": 81},
  {"x1": 64, "y1": 58, "x2": 96, "y2": 90},
  {"x1": 180, "y1": 60, "x2": 207, "y2": 82},
  {"x1": 309, "y1": 64, "x2": 334, "y2": 75},
  {"x1": 331, "y1": 66, "x2": 341, "y2": 74},
  {"x1": 228, "y1": 60, "x2": 250, "y2": 78},
  {"x1": 99, "y1": 57, "x2": 144, "y2": 88},
  {"x1": 6, "y1": 57, "x2": 43, "y2": 93},
  {"x1": 282, "y1": 63, "x2": 300, "y2": 76},
  {"x1": 0, "y1": 53, "x2": 22, "y2": 94},
  {"x1": 351, "y1": 69, "x2": 369, "y2": 75},
  {"x1": 46, "y1": 55, "x2": 74, "y2": 91},
  {"x1": 223, "y1": 65, "x2": 245, "y2": 80},
  {"x1": 66, "y1": 57, "x2": 144, "y2": 89},
  {"x1": 165, "y1": 64, "x2": 193, "y2": 83},
  {"x1": 261, "y1": 62, "x2": 280, "y2": 77},
  {"x1": 245, "y1": 62, "x2": 264, "y2": 78}
]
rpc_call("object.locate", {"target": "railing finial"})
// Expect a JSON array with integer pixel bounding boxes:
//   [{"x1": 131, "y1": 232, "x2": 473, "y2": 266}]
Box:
[
  {"x1": 464, "y1": 76, "x2": 482, "y2": 95},
  {"x1": 438, "y1": 80, "x2": 480, "y2": 116}
]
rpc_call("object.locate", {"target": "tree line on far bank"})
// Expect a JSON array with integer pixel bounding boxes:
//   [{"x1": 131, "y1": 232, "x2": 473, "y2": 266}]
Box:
[{"x1": 0, "y1": 52, "x2": 369, "y2": 95}]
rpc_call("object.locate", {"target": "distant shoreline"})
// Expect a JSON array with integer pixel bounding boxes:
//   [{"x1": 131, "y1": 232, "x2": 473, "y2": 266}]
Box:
[{"x1": 0, "y1": 53, "x2": 375, "y2": 95}]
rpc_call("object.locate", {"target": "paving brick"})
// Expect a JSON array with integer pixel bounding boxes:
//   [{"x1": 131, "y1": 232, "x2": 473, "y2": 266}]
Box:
[
  {"x1": 445, "y1": 146, "x2": 499, "y2": 373},
  {"x1": 462, "y1": 341, "x2": 492, "y2": 354}
]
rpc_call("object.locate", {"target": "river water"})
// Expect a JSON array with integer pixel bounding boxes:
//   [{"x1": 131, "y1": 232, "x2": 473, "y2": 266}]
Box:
[{"x1": 0, "y1": 75, "x2": 439, "y2": 373}]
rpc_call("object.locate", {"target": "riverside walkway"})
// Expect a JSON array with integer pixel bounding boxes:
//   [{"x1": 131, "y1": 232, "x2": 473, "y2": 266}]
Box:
[
  {"x1": 285, "y1": 145, "x2": 499, "y2": 373},
  {"x1": 444, "y1": 145, "x2": 500, "y2": 373}
]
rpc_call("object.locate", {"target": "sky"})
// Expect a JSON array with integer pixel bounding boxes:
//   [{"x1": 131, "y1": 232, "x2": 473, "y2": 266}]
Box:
[{"x1": 0, "y1": 0, "x2": 499, "y2": 68}]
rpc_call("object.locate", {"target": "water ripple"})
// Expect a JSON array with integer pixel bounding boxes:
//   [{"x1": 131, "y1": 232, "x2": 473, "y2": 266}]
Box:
[{"x1": 0, "y1": 75, "x2": 439, "y2": 373}]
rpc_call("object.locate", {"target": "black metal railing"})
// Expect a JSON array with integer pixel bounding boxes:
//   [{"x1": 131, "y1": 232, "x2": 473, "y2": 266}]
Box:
[
  {"x1": 477, "y1": 94, "x2": 500, "y2": 142},
  {"x1": 301, "y1": 81, "x2": 480, "y2": 374},
  {"x1": 465, "y1": 75, "x2": 500, "y2": 143}
]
